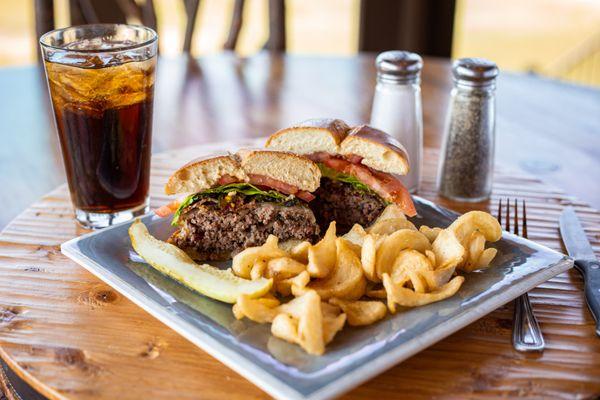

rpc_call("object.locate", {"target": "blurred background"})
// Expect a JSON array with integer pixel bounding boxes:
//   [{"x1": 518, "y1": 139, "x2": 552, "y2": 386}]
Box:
[{"x1": 1, "y1": 0, "x2": 599, "y2": 87}]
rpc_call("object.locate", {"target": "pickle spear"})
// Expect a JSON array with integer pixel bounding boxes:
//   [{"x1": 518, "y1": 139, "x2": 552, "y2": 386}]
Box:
[{"x1": 129, "y1": 220, "x2": 272, "y2": 303}]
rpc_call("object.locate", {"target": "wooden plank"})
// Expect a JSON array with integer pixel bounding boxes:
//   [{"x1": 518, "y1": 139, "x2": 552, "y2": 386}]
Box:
[{"x1": 0, "y1": 144, "x2": 598, "y2": 399}]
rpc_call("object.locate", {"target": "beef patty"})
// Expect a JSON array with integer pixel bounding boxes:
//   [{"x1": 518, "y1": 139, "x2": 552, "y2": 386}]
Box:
[
  {"x1": 310, "y1": 178, "x2": 386, "y2": 234},
  {"x1": 169, "y1": 196, "x2": 320, "y2": 261}
]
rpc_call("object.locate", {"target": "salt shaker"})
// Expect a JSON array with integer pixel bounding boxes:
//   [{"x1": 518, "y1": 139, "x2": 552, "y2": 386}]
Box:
[
  {"x1": 370, "y1": 51, "x2": 423, "y2": 193},
  {"x1": 437, "y1": 58, "x2": 499, "y2": 202}
]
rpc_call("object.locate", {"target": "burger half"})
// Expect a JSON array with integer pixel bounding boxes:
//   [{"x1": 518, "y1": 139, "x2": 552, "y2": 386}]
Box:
[
  {"x1": 266, "y1": 119, "x2": 416, "y2": 233},
  {"x1": 156, "y1": 149, "x2": 322, "y2": 260}
]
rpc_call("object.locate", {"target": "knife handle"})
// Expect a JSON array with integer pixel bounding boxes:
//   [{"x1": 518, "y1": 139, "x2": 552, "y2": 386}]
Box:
[{"x1": 575, "y1": 260, "x2": 600, "y2": 337}]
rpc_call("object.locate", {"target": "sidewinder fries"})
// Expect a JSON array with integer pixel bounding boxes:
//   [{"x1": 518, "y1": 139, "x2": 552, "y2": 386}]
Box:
[
  {"x1": 329, "y1": 298, "x2": 387, "y2": 326},
  {"x1": 307, "y1": 222, "x2": 337, "y2": 278},
  {"x1": 296, "y1": 238, "x2": 367, "y2": 300},
  {"x1": 131, "y1": 203, "x2": 502, "y2": 356}
]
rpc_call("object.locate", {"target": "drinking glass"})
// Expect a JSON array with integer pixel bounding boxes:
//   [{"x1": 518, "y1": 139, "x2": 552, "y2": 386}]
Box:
[{"x1": 40, "y1": 24, "x2": 157, "y2": 228}]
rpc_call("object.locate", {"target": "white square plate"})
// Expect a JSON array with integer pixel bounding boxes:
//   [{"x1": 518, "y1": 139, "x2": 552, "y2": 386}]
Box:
[{"x1": 61, "y1": 196, "x2": 572, "y2": 400}]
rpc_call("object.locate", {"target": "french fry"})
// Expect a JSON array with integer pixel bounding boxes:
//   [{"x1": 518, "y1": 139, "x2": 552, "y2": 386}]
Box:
[
  {"x1": 374, "y1": 204, "x2": 408, "y2": 221},
  {"x1": 375, "y1": 230, "x2": 431, "y2": 280},
  {"x1": 383, "y1": 273, "x2": 465, "y2": 313},
  {"x1": 233, "y1": 294, "x2": 280, "y2": 323},
  {"x1": 419, "y1": 225, "x2": 442, "y2": 243},
  {"x1": 365, "y1": 288, "x2": 387, "y2": 299},
  {"x1": 464, "y1": 231, "x2": 486, "y2": 271},
  {"x1": 360, "y1": 233, "x2": 384, "y2": 281},
  {"x1": 307, "y1": 222, "x2": 337, "y2": 278},
  {"x1": 367, "y1": 218, "x2": 416, "y2": 235},
  {"x1": 266, "y1": 257, "x2": 306, "y2": 280},
  {"x1": 232, "y1": 235, "x2": 288, "y2": 279},
  {"x1": 290, "y1": 241, "x2": 311, "y2": 263},
  {"x1": 449, "y1": 211, "x2": 502, "y2": 243},
  {"x1": 321, "y1": 302, "x2": 346, "y2": 344},
  {"x1": 425, "y1": 250, "x2": 437, "y2": 266},
  {"x1": 250, "y1": 259, "x2": 267, "y2": 280},
  {"x1": 275, "y1": 270, "x2": 310, "y2": 296},
  {"x1": 474, "y1": 247, "x2": 498, "y2": 271},
  {"x1": 432, "y1": 229, "x2": 465, "y2": 269},
  {"x1": 418, "y1": 265, "x2": 456, "y2": 291},
  {"x1": 274, "y1": 290, "x2": 325, "y2": 355},
  {"x1": 272, "y1": 294, "x2": 346, "y2": 354},
  {"x1": 342, "y1": 224, "x2": 368, "y2": 248},
  {"x1": 298, "y1": 238, "x2": 366, "y2": 300},
  {"x1": 329, "y1": 298, "x2": 387, "y2": 326}
]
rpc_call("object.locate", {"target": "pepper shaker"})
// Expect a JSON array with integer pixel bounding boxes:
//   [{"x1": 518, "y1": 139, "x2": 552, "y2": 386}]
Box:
[
  {"x1": 370, "y1": 51, "x2": 423, "y2": 193},
  {"x1": 437, "y1": 58, "x2": 499, "y2": 202}
]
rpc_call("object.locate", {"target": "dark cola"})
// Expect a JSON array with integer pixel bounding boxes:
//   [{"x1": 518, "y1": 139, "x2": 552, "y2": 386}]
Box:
[{"x1": 44, "y1": 56, "x2": 155, "y2": 214}]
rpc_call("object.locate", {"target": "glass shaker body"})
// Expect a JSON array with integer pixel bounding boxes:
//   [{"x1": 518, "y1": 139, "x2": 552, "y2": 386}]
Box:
[
  {"x1": 437, "y1": 83, "x2": 496, "y2": 202},
  {"x1": 370, "y1": 50, "x2": 424, "y2": 193},
  {"x1": 370, "y1": 80, "x2": 423, "y2": 193}
]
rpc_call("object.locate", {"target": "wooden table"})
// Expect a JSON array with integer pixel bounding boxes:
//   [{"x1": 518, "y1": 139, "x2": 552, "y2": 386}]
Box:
[
  {"x1": 0, "y1": 53, "x2": 599, "y2": 399},
  {"x1": 1, "y1": 53, "x2": 599, "y2": 230}
]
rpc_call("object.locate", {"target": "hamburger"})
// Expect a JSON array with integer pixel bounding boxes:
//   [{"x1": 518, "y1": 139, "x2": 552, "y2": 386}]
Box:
[
  {"x1": 266, "y1": 118, "x2": 416, "y2": 233},
  {"x1": 156, "y1": 149, "x2": 322, "y2": 260}
]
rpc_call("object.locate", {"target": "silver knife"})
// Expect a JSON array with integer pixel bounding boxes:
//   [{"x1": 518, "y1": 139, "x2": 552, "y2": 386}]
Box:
[{"x1": 559, "y1": 206, "x2": 600, "y2": 336}]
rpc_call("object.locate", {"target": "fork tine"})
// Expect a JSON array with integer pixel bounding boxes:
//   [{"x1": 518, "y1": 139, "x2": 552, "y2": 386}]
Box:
[
  {"x1": 505, "y1": 198, "x2": 511, "y2": 231},
  {"x1": 522, "y1": 200, "x2": 528, "y2": 239},
  {"x1": 497, "y1": 198, "x2": 503, "y2": 224},
  {"x1": 514, "y1": 198, "x2": 519, "y2": 236}
]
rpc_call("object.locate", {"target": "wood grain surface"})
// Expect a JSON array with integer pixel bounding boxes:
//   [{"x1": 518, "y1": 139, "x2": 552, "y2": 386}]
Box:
[
  {"x1": 0, "y1": 139, "x2": 598, "y2": 400},
  {"x1": 1, "y1": 54, "x2": 600, "y2": 229}
]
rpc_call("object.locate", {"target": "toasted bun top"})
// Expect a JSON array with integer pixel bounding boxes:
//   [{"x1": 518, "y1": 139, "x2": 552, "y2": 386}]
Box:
[
  {"x1": 165, "y1": 153, "x2": 246, "y2": 195},
  {"x1": 265, "y1": 118, "x2": 350, "y2": 155},
  {"x1": 165, "y1": 150, "x2": 321, "y2": 195},
  {"x1": 266, "y1": 119, "x2": 410, "y2": 175},
  {"x1": 237, "y1": 149, "x2": 321, "y2": 192},
  {"x1": 340, "y1": 125, "x2": 410, "y2": 175}
]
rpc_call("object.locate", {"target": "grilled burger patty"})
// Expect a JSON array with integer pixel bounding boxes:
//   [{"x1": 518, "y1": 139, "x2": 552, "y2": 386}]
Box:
[
  {"x1": 169, "y1": 196, "x2": 320, "y2": 261},
  {"x1": 310, "y1": 178, "x2": 386, "y2": 234}
]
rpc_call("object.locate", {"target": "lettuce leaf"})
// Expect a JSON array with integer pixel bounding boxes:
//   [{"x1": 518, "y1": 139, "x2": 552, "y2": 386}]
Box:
[
  {"x1": 171, "y1": 183, "x2": 293, "y2": 226},
  {"x1": 318, "y1": 163, "x2": 373, "y2": 193}
]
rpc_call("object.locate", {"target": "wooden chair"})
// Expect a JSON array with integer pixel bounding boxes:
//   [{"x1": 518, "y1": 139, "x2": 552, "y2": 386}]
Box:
[{"x1": 33, "y1": 0, "x2": 286, "y2": 54}]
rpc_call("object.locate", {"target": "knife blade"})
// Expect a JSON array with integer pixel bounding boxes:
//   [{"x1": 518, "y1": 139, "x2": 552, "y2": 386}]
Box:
[{"x1": 559, "y1": 206, "x2": 600, "y2": 337}]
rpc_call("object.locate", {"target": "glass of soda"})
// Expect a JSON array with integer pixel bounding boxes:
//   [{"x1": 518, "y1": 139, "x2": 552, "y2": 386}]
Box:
[{"x1": 40, "y1": 24, "x2": 157, "y2": 229}]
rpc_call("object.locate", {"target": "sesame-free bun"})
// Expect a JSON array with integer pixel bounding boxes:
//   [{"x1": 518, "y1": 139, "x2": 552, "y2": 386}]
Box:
[
  {"x1": 237, "y1": 149, "x2": 321, "y2": 192},
  {"x1": 265, "y1": 119, "x2": 410, "y2": 175},
  {"x1": 165, "y1": 150, "x2": 321, "y2": 195},
  {"x1": 265, "y1": 118, "x2": 350, "y2": 155},
  {"x1": 340, "y1": 125, "x2": 410, "y2": 175},
  {"x1": 164, "y1": 153, "x2": 246, "y2": 195}
]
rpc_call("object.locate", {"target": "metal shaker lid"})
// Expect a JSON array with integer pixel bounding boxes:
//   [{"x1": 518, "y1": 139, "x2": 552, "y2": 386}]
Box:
[
  {"x1": 375, "y1": 51, "x2": 423, "y2": 84},
  {"x1": 452, "y1": 58, "x2": 499, "y2": 88}
]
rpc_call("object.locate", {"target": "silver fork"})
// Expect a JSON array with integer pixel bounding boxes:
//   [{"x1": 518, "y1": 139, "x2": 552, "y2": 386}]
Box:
[{"x1": 497, "y1": 199, "x2": 545, "y2": 352}]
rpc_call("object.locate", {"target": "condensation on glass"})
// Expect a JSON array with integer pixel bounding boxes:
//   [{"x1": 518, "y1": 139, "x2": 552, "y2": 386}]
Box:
[{"x1": 40, "y1": 24, "x2": 158, "y2": 228}]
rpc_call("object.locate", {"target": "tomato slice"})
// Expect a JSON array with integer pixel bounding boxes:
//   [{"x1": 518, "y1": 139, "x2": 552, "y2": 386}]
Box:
[
  {"x1": 248, "y1": 174, "x2": 298, "y2": 195},
  {"x1": 296, "y1": 190, "x2": 316, "y2": 202},
  {"x1": 217, "y1": 174, "x2": 239, "y2": 185},
  {"x1": 317, "y1": 153, "x2": 416, "y2": 217},
  {"x1": 155, "y1": 200, "x2": 180, "y2": 217}
]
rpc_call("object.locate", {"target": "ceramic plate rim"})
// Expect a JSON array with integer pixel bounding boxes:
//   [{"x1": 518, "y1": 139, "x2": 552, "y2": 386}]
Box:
[{"x1": 60, "y1": 198, "x2": 573, "y2": 400}]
